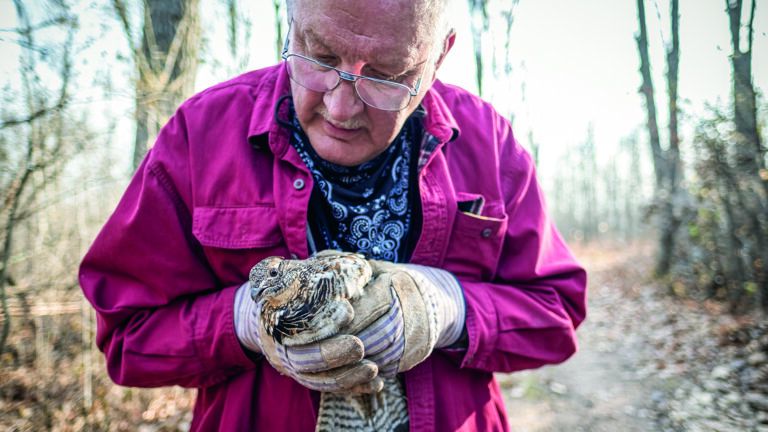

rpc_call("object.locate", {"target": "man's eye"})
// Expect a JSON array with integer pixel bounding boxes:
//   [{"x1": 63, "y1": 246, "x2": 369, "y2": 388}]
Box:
[
  {"x1": 369, "y1": 70, "x2": 405, "y2": 82},
  {"x1": 368, "y1": 70, "x2": 394, "y2": 80},
  {"x1": 315, "y1": 55, "x2": 337, "y2": 65}
]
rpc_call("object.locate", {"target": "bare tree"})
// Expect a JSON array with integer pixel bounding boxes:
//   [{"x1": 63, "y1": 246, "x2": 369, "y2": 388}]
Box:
[
  {"x1": 274, "y1": 0, "x2": 286, "y2": 61},
  {"x1": 0, "y1": 0, "x2": 77, "y2": 356},
  {"x1": 724, "y1": 0, "x2": 768, "y2": 306},
  {"x1": 220, "y1": 0, "x2": 253, "y2": 75},
  {"x1": 635, "y1": 0, "x2": 684, "y2": 276},
  {"x1": 621, "y1": 132, "x2": 644, "y2": 241},
  {"x1": 579, "y1": 125, "x2": 598, "y2": 242},
  {"x1": 112, "y1": 0, "x2": 201, "y2": 171},
  {"x1": 635, "y1": 0, "x2": 663, "y2": 187},
  {"x1": 468, "y1": 0, "x2": 490, "y2": 96},
  {"x1": 726, "y1": 0, "x2": 764, "y2": 182},
  {"x1": 674, "y1": 0, "x2": 766, "y2": 311}
]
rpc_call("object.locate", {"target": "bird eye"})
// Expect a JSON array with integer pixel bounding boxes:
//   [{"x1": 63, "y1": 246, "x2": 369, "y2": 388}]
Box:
[{"x1": 268, "y1": 269, "x2": 279, "y2": 277}]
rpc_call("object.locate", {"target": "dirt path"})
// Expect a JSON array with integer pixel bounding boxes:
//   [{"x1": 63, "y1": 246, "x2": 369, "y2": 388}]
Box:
[{"x1": 497, "y1": 244, "x2": 663, "y2": 432}]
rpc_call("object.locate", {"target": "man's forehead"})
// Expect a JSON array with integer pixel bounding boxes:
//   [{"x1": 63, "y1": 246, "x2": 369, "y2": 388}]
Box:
[
  {"x1": 299, "y1": 27, "x2": 424, "y2": 69},
  {"x1": 293, "y1": 0, "x2": 434, "y2": 69}
]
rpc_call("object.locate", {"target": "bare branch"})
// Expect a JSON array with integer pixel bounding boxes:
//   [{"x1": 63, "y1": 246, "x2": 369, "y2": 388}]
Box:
[
  {"x1": 0, "y1": 101, "x2": 66, "y2": 130},
  {"x1": 635, "y1": 0, "x2": 664, "y2": 187},
  {"x1": 111, "y1": 0, "x2": 136, "y2": 52},
  {"x1": 0, "y1": 15, "x2": 73, "y2": 33},
  {"x1": 725, "y1": 0, "x2": 742, "y2": 53},
  {"x1": 747, "y1": 0, "x2": 756, "y2": 53},
  {"x1": 226, "y1": 0, "x2": 238, "y2": 57}
]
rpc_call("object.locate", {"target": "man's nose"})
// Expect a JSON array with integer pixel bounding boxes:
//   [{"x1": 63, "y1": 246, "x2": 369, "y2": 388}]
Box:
[{"x1": 323, "y1": 79, "x2": 365, "y2": 122}]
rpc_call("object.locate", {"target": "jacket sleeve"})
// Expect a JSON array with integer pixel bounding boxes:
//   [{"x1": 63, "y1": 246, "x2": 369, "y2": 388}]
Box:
[
  {"x1": 78, "y1": 109, "x2": 255, "y2": 389},
  {"x1": 452, "y1": 111, "x2": 587, "y2": 373}
]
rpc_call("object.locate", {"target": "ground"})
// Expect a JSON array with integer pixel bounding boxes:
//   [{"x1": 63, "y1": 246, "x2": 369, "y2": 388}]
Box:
[{"x1": 498, "y1": 243, "x2": 659, "y2": 431}]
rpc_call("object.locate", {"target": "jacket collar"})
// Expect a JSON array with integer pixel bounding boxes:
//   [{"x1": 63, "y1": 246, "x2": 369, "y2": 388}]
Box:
[
  {"x1": 419, "y1": 81, "x2": 460, "y2": 143},
  {"x1": 247, "y1": 63, "x2": 291, "y2": 136}
]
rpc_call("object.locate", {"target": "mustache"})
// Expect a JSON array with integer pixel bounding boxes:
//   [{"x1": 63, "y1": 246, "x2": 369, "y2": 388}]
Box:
[{"x1": 317, "y1": 106, "x2": 367, "y2": 130}]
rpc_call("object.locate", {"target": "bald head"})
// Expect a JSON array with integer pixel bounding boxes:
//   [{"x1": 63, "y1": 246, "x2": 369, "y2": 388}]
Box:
[{"x1": 288, "y1": 0, "x2": 452, "y2": 62}]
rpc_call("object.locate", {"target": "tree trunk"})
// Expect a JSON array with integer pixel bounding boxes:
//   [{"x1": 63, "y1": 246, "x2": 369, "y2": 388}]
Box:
[
  {"x1": 635, "y1": 0, "x2": 683, "y2": 276},
  {"x1": 468, "y1": 0, "x2": 489, "y2": 96},
  {"x1": 1, "y1": 0, "x2": 73, "y2": 357},
  {"x1": 132, "y1": 0, "x2": 201, "y2": 171},
  {"x1": 635, "y1": 0, "x2": 664, "y2": 188},
  {"x1": 623, "y1": 134, "x2": 642, "y2": 240},
  {"x1": 657, "y1": 0, "x2": 683, "y2": 276},
  {"x1": 0, "y1": 161, "x2": 31, "y2": 357},
  {"x1": 727, "y1": 0, "x2": 763, "y2": 169},
  {"x1": 274, "y1": 0, "x2": 285, "y2": 61},
  {"x1": 726, "y1": 0, "x2": 768, "y2": 308}
]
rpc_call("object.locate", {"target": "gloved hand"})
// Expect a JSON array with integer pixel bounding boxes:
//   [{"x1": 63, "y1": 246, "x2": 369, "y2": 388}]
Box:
[
  {"x1": 234, "y1": 273, "x2": 383, "y2": 393},
  {"x1": 343, "y1": 261, "x2": 466, "y2": 377}
]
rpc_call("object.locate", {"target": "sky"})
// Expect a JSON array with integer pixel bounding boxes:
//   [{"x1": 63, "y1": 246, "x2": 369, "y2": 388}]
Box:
[
  {"x1": 437, "y1": 0, "x2": 768, "y2": 181},
  {"x1": 1, "y1": 0, "x2": 767, "y2": 185}
]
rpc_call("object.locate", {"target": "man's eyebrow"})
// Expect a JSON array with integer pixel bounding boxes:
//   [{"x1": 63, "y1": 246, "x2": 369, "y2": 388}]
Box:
[
  {"x1": 301, "y1": 28, "x2": 332, "y2": 52},
  {"x1": 371, "y1": 57, "x2": 428, "y2": 78},
  {"x1": 300, "y1": 26, "x2": 426, "y2": 76},
  {"x1": 397, "y1": 59, "x2": 428, "y2": 74}
]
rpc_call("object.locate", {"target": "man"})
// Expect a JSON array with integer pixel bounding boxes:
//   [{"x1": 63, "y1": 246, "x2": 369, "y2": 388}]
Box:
[{"x1": 79, "y1": 0, "x2": 587, "y2": 430}]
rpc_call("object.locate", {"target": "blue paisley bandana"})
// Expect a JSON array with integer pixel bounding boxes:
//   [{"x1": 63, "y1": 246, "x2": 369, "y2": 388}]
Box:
[{"x1": 288, "y1": 110, "x2": 422, "y2": 263}]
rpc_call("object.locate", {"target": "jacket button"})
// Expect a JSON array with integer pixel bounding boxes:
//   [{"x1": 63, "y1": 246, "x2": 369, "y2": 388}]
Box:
[
  {"x1": 481, "y1": 228, "x2": 493, "y2": 238},
  {"x1": 293, "y1": 178, "x2": 305, "y2": 190}
]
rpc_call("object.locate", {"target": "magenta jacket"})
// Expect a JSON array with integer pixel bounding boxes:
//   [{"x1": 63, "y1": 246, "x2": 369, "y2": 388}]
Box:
[{"x1": 79, "y1": 64, "x2": 586, "y2": 431}]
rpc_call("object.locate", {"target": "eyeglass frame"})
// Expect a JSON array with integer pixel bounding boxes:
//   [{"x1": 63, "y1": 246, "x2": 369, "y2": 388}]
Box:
[{"x1": 280, "y1": 20, "x2": 424, "y2": 112}]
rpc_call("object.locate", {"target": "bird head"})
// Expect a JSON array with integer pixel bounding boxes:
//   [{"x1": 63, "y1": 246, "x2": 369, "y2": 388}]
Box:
[
  {"x1": 248, "y1": 256, "x2": 286, "y2": 302},
  {"x1": 248, "y1": 251, "x2": 372, "y2": 344}
]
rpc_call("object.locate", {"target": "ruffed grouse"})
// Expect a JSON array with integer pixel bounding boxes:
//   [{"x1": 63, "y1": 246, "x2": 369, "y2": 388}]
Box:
[{"x1": 249, "y1": 250, "x2": 409, "y2": 432}]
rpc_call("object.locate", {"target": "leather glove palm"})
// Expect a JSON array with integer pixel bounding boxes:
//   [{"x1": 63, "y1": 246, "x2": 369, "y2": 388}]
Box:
[{"x1": 344, "y1": 261, "x2": 466, "y2": 376}]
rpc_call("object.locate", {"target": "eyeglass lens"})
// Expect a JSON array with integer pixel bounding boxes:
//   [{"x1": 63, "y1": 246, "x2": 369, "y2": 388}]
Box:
[{"x1": 286, "y1": 56, "x2": 411, "y2": 111}]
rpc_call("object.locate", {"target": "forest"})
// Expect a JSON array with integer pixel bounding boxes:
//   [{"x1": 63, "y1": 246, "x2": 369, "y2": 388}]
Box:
[{"x1": 0, "y1": 0, "x2": 766, "y2": 430}]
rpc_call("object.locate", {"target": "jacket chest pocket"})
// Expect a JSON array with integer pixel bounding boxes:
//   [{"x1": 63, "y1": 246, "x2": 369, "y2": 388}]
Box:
[
  {"x1": 442, "y1": 198, "x2": 508, "y2": 281},
  {"x1": 192, "y1": 206, "x2": 289, "y2": 285}
]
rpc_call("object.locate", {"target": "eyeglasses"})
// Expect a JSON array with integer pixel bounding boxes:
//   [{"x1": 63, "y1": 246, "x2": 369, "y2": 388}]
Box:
[{"x1": 281, "y1": 24, "x2": 423, "y2": 111}]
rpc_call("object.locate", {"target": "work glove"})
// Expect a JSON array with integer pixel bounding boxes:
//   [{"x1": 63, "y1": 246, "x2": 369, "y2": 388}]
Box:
[
  {"x1": 343, "y1": 261, "x2": 466, "y2": 377},
  {"x1": 234, "y1": 255, "x2": 384, "y2": 393}
]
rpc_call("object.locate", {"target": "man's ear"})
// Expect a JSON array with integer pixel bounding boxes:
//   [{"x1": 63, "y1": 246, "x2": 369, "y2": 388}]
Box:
[{"x1": 433, "y1": 29, "x2": 456, "y2": 75}]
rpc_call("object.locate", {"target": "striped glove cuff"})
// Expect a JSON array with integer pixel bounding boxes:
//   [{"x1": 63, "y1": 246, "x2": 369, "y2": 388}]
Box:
[
  {"x1": 402, "y1": 264, "x2": 466, "y2": 348},
  {"x1": 234, "y1": 281, "x2": 262, "y2": 353}
]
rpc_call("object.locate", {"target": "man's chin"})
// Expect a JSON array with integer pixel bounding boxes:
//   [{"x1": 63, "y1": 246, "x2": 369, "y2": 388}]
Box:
[
  {"x1": 307, "y1": 131, "x2": 373, "y2": 167},
  {"x1": 316, "y1": 150, "x2": 367, "y2": 167}
]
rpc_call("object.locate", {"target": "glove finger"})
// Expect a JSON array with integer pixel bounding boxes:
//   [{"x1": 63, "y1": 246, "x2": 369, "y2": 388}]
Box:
[
  {"x1": 312, "y1": 249, "x2": 346, "y2": 258},
  {"x1": 343, "y1": 376, "x2": 385, "y2": 395},
  {"x1": 367, "y1": 259, "x2": 399, "y2": 276},
  {"x1": 294, "y1": 359, "x2": 379, "y2": 392},
  {"x1": 342, "y1": 274, "x2": 395, "y2": 335},
  {"x1": 284, "y1": 335, "x2": 364, "y2": 373}
]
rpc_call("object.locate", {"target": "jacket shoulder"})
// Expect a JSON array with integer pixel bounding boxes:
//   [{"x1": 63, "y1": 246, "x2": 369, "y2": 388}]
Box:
[
  {"x1": 431, "y1": 80, "x2": 493, "y2": 115},
  {"x1": 433, "y1": 81, "x2": 527, "y2": 162},
  {"x1": 433, "y1": 81, "x2": 518, "y2": 152},
  {"x1": 432, "y1": 81, "x2": 512, "y2": 147},
  {"x1": 180, "y1": 64, "x2": 282, "y2": 114}
]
